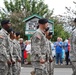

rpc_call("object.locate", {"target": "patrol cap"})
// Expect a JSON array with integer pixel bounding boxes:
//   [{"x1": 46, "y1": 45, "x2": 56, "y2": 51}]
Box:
[
  {"x1": 16, "y1": 32, "x2": 20, "y2": 36},
  {"x1": 38, "y1": 18, "x2": 48, "y2": 24},
  {"x1": 1, "y1": 19, "x2": 10, "y2": 26}
]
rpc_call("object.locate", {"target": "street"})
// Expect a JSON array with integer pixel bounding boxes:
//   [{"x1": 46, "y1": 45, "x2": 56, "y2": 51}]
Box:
[{"x1": 21, "y1": 67, "x2": 73, "y2": 75}]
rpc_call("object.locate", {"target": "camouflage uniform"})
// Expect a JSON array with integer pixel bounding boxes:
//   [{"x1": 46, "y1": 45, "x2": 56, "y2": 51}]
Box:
[
  {"x1": 31, "y1": 28, "x2": 49, "y2": 75},
  {"x1": 12, "y1": 39, "x2": 19, "y2": 75},
  {"x1": 7, "y1": 38, "x2": 14, "y2": 75},
  {"x1": 13, "y1": 39, "x2": 21, "y2": 75},
  {"x1": 48, "y1": 40, "x2": 54, "y2": 75},
  {"x1": 70, "y1": 28, "x2": 76, "y2": 75},
  {"x1": 0, "y1": 28, "x2": 11, "y2": 75},
  {"x1": 45, "y1": 39, "x2": 53, "y2": 75}
]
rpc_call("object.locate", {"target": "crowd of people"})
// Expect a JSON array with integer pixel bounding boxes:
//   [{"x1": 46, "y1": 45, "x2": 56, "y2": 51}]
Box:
[
  {"x1": 0, "y1": 18, "x2": 76, "y2": 75},
  {"x1": 18, "y1": 18, "x2": 71, "y2": 75},
  {"x1": 19, "y1": 39, "x2": 31, "y2": 65},
  {"x1": 20, "y1": 37, "x2": 71, "y2": 66}
]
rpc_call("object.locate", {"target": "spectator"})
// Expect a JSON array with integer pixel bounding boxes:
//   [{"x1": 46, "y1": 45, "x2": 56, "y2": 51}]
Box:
[
  {"x1": 64, "y1": 39, "x2": 70, "y2": 65},
  {"x1": 23, "y1": 40, "x2": 28, "y2": 64},
  {"x1": 19, "y1": 38, "x2": 25, "y2": 64},
  {"x1": 54, "y1": 37, "x2": 63, "y2": 65},
  {"x1": 25, "y1": 40, "x2": 31, "y2": 64}
]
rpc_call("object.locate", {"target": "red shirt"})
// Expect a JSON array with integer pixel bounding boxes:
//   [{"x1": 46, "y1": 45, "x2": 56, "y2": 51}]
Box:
[{"x1": 68, "y1": 40, "x2": 70, "y2": 51}]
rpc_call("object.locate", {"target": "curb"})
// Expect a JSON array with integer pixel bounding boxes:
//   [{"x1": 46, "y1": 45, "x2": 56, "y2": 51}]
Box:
[{"x1": 21, "y1": 64, "x2": 72, "y2": 68}]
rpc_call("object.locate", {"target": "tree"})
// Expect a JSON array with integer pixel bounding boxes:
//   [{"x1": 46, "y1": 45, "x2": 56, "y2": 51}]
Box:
[
  {"x1": 59, "y1": 1, "x2": 76, "y2": 32},
  {"x1": 51, "y1": 17, "x2": 70, "y2": 41}
]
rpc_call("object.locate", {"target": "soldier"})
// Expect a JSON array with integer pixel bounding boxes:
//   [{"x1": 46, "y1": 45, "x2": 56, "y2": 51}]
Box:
[
  {"x1": 7, "y1": 28, "x2": 15, "y2": 75},
  {"x1": 44, "y1": 28, "x2": 53, "y2": 75},
  {"x1": 13, "y1": 32, "x2": 21, "y2": 75},
  {"x1": 47, "y1": 32, "x2": 54, "y2": 75},
  {"x1": 19, "y1": 38, "x2": 25, "y2": 64},
  {"x1": 31, "y1": 18, "x2": 51, "y2": 75},
  {"x1": 0, "y1": 20, "x2": 12, "y2": 75},
  {"x1": 70, "y1": 18, "x2": 76, "y2": 75},
  {"x1": 7, "y1": 28, "x2": 18, "y2": 75}
]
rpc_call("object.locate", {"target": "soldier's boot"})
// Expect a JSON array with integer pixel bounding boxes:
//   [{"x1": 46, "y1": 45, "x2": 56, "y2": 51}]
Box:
[{"x1": 30, "y1": 71, "x2": 35, "y2": 75}]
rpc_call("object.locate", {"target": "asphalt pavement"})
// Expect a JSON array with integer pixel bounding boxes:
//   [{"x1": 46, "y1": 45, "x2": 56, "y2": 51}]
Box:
[{"x1": 21, "y1": 67, "x2": 73, "y2": 75}]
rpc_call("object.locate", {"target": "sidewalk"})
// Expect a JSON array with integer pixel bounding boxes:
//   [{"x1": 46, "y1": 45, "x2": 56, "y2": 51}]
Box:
[{"x1": 21, "y1": 67, "x2": 73, "y2": 75}]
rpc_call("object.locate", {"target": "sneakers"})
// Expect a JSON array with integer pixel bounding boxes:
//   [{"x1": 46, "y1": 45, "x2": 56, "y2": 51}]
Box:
[
  {"x1": 60, "y1": 64, "x2": 63, "y2": 65},
  {"x1": 55, "y1": 63, "x2": 58, "y2": 65}
]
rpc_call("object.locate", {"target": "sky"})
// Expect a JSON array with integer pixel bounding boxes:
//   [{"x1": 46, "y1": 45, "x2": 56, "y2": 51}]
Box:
[
  {"x1": 44, "y1": 0, "x2": 75, "y2": 15},
  {"x1": 0, "y1": 0, "x2": 75, "y2": 16}
]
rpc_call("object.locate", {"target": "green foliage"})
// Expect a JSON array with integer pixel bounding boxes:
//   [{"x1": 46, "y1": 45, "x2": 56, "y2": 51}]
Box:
[{"x1": 51, "y1": 18, "x2": 70, "y2": 41}]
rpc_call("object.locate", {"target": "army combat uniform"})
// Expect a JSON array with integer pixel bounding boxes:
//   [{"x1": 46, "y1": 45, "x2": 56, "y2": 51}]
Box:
[
  {"x1": 0, "y1": 28, "x2": 11, "y2": 75},
  {"x1": 70, "y1": 28, "x2": 76, "y2": 75},
  {"x1": 48, "y1": 40, "x2": 54, "y2": 75},
  {"x1": 12, "y1": 39, "x2": 20, "y2": 75},
  {"x1": 13, "y1": 39, "x2": 21, "y2": 75},
  {"x1": 7, "y1": 38, "x2": 14, "y2": 75},
  {"x1": 31, "y1": 28, "x2": 49, "y2": 75}
]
